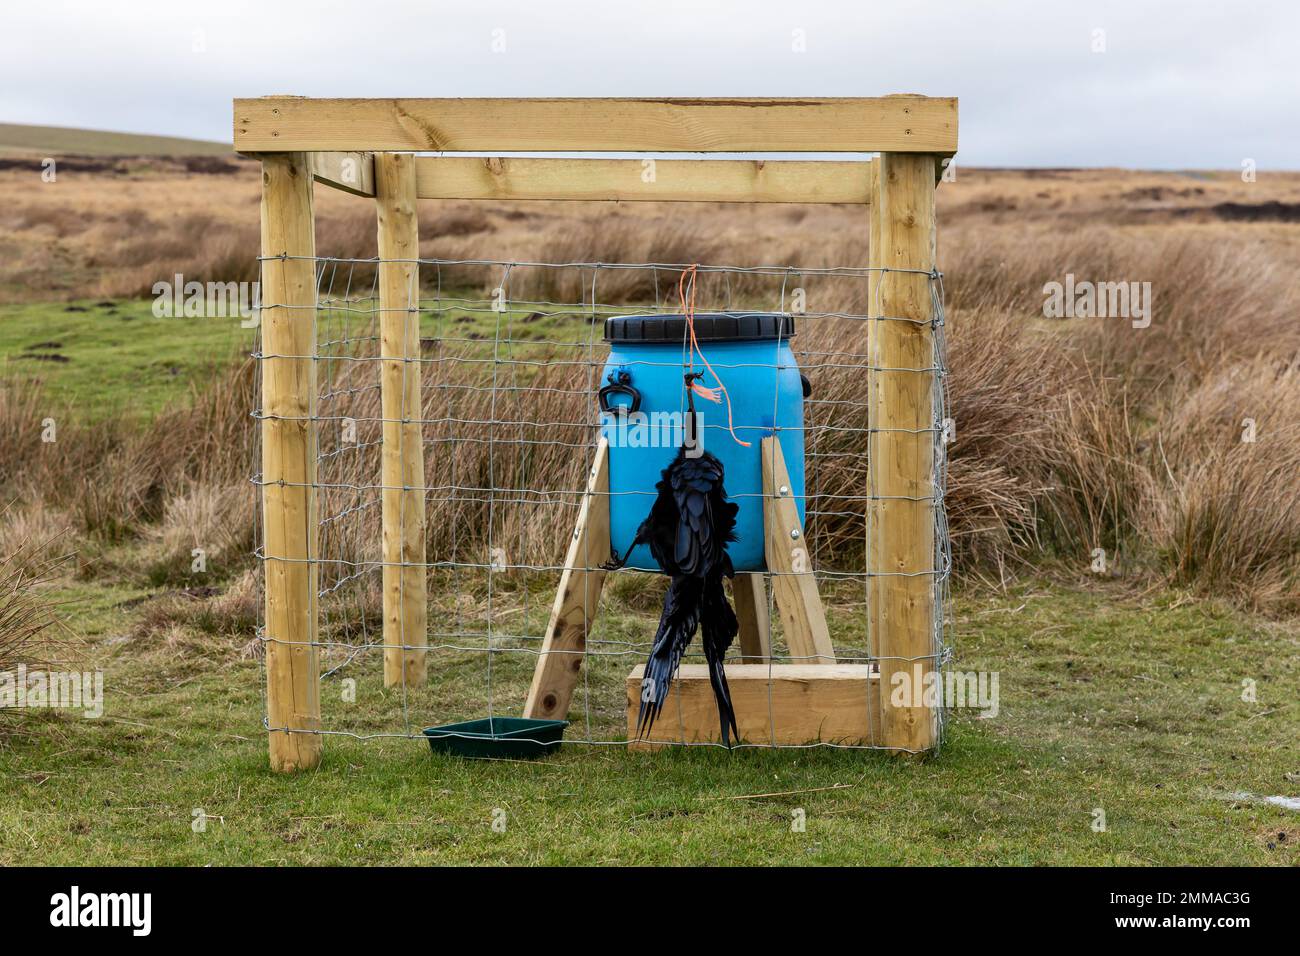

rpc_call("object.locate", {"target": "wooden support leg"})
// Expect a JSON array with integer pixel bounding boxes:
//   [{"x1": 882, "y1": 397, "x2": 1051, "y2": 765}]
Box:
[
  {"x1": 733, "y1": 573, "x2": 771, "y2": 662},
  {"x1": 872, "y1": 152, "x2": 939, "y2": 754},
  {"x1": 376, "y1": 153, "x2": 427, "y2": 689},
  {"x1": 524, "y1": 439, "x2": 610, "y2": 720},
  {"x1": 261, "y1": 152, "x2": 322, "y2": 772},
  {"x1": 761, "y1": 437, "x2": 836, "y2": 665}
]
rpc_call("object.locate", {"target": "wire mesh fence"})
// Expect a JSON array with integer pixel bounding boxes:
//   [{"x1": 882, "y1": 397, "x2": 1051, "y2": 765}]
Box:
[{"x1": 253, "y1": 253, "x2": 951, "y2": 752}]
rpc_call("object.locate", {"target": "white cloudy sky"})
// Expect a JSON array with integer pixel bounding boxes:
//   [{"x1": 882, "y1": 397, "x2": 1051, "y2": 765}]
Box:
[{"x1": 3, "y1": 0, "x2": 1296, "y2": 169}]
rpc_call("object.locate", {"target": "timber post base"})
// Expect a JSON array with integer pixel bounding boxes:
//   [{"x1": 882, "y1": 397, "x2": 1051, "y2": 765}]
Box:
[{"x1": 626, "y1": 663, "x2": 880, "y2": 749}]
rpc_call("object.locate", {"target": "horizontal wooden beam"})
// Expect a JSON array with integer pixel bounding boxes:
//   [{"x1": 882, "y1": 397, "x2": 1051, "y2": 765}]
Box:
[
  {"x1": 309, "y1": 151, "x2": 374, "y2": 196},
  {"x1": 415, "y1": 156, "x2": 872, "y2": 204},
  {"x1": 234, "y1": 96, "x2": 957, "y2": 153},
  {"x1": 627, "y1": 663, "x2": 881, "y2": 749}
]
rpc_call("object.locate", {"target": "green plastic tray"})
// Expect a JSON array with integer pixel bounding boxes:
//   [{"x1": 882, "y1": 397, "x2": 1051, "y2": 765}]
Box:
[{"x1": 422, "y1": 717, "x2": 568, "y2": 759}]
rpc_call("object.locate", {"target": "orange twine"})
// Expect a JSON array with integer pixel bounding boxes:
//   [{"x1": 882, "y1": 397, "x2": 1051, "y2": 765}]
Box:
[{"x1": 677, "y1": 264, "x2": 751, "y2": 447}]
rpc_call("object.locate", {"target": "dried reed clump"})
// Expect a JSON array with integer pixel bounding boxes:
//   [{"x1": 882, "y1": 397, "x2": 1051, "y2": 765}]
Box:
[
  {"x1": 312, "y1": 351, "x2": 593, "y2": 581},
  {"x1": 793, "y1": 302, "x2": 1078, "y2": 573},
  {"x1": 1032, "y1": 369, "x2": 1159, "y2": 564},
  {"x1": 0, "y1": 498, "x2": 75, "y2": 578},
  {"x1": 1153, "y1": 358, "x2": 1300, "y2": 611},
  {"x1": 132, "y1": 567, "x2": 262, "y2": 645},
  {"x1": 145, "y1": 484, "x2": 255, "y2": 585},
  {"x1": 0, "y1": 504, "x2": 71, "y2": 732},
  {"x1": 0, "y1": 359, "x2": 256, "y2": 563},
  {"x1": 88, "y1": 212, "x2": 260, "y2": 298},
  {"x1": 942, "y1": 223, "x2": 1300, "y2": 386},
  {"x1": 510, "y1": 215, "x2": 724, "y2": 304}
]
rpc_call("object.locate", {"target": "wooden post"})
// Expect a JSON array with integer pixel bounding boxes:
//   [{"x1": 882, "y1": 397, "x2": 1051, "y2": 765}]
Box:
[
  {"x1": 762, "y1": 437, "x2": 836, "y2": 665},
  {"x1": 261, "y1": 152, "x2": 322, "y2": 772},
  {"x1": 866, "y1": 160, "x2": 880, "y2": 326},
  {"x1": 866, "y1": 161, "x2": 883, "y2": 668},
  {"x1": 524, "y1": 439, "x2": 610, "y2": 720},
  {"x1": 733, "y1": 574, "x2": 772, "y2": 662},
  {"x1": 871, "y1": 153, "x2": 939, "y2": 754},
  {"x1": 376, "y1": 153, "x2": 427, "y2": 688}
]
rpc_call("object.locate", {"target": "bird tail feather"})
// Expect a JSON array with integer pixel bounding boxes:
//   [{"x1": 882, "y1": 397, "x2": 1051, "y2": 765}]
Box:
[
  {"x1": 700, "y1": 575, "x2": 740, "y2": 747},
  {"x1": 636, "y1": 576, "x2": 703, "y2": 740}
]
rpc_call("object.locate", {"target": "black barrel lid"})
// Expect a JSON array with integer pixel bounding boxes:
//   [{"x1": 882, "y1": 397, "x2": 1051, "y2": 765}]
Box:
[{"x1": 604, "y1": 312, "x2": 795, "y2": 344}]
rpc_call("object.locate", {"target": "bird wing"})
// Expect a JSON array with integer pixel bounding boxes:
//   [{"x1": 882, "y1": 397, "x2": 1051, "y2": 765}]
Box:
[{"x1": 670, "y1": 453, "x2": 728, "y2": 578}]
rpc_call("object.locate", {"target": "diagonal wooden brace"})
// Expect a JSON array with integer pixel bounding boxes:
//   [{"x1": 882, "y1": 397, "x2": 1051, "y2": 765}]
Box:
[
  {"x1": 762, "y1": 437, "x2": 836, "y2": 665},
  {"x1": 524, "y1": 439, "x2": 611, "y2": 720}
]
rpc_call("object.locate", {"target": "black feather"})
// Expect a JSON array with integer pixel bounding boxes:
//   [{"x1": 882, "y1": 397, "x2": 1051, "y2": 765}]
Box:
[{"x1": 610, "y1": 446, "x2": 742, "y2": 746}]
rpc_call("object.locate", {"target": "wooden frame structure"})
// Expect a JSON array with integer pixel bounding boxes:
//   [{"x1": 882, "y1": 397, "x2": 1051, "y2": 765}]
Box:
[{"x1": 245, "y1": 96, "x2": 955, "y2": 770}]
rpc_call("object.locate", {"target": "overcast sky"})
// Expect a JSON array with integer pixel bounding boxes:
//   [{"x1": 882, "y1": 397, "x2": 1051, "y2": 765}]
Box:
[{"x1": 3, "y1": 0, "x2": 1296, "y2": 169}]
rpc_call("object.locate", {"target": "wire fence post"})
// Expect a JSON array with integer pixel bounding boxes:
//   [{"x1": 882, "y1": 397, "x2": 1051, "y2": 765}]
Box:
[
  {"x1": 872, "y1": 152, "x2": 940, "y2": 755},
  {"x1": 260, "y1": 152, "x2": 322, "y2": 771},
  {"x1": 376, "y1": 153, "x2": 428, "y2": 688}
]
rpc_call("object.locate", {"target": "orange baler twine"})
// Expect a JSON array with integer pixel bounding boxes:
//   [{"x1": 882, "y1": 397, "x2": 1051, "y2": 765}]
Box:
[{"x1": 677, "y1": 264, "x2": 751, "y2": 447}]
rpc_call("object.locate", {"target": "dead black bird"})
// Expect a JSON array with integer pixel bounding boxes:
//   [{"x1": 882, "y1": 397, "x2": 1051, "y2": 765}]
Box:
[{"x1": 603, "y1": 372, "x2": 741, "y2": 746}]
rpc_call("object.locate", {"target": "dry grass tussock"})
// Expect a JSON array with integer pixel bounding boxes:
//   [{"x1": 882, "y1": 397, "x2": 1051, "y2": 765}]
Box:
[
  {"x1": 1, "y1": 162, "x2": 1298, "y2": 614},
  {"x1": 0, "y1": 503, "x2": 73, "y2": 733}
]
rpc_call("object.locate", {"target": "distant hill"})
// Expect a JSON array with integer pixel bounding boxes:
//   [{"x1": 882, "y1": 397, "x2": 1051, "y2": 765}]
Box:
[{"x1": 0, "y1": 123, "x2": 230, "y2": 157}]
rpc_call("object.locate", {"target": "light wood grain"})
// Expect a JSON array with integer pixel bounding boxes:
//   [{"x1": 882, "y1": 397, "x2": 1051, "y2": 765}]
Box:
[
  {"x1": 376, "y1": 153, "x2": 427, "y2": 688},
  {"x1": 762, "y1": 437, "x2": 836, "y2": 664},
  {"x1": 415, "y1": 156, "x2": 872, "y2": 203},
  {"x1": 310, "y1": 150, "x2": 375, "y2": 196},
  {"x1": 871, "y1": 153, "x2": 939, "y2": 754},
  {"x1": 524, "y1": 440, "x2": 610, "y2": 720},
  {"x1": 733, "y1": 573, "x2": 772, "y2": 662},
  {"x1": 234, "y1": 97, "x2": 957, "y2": 153},
  {"x1": 260, "y1": 153, "x2": 321, "y2": 772},
  {"x1": 866, "y1": 162, "x2": 884, "y2": 667},
  {"x1": 627, "y1": 664, "x2": 880, "y2": 748}
]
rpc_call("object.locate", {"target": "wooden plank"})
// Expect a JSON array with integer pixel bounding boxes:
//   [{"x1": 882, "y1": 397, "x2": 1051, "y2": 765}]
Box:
[
  {"x1": 866, "y1": 163, "x2": 883, "y2": 667},
  {"x1": 871, "y1": 153, "x2": 939, "y2": 754},
  {"x1": 415, "y1": 156, "x2": 871, "y2": 203},
  {"x1": 524, "y1": 439, "x2": 610, "y2": 720},
  {"x1": 260, "y1": 153, "x2": 321, "y2": 772},
  {"x1": 376, "y1": 153, "x2": 427, "y2": 688},
  {"x1": 761, "y1": 437, "x2": 836, "y2": 664},
  {"x1": 627, "y1": 664, "x2": 879, "y2": 748},
  {"x1": 733, "y1": 573, "x2": 772, "y2": 662},
  {"x1": 310, "y1": 150, "x2": 375, "y2": 196},
  {"x1": 234, "y1": 96, "x2": 958, "y2": 153}
]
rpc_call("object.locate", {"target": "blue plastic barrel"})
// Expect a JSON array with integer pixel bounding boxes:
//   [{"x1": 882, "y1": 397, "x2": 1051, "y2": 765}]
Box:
[{"x1": 598, "y1": 312, "x2": 806, "y2": 572}]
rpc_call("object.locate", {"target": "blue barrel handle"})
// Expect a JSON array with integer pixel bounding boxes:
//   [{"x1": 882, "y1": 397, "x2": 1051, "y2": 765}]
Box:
[{"x1": 598, "y1": 369, "x2": 642, "y2": 415}]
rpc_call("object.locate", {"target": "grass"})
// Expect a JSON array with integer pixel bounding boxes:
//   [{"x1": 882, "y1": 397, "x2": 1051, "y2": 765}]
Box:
[
  {"x1": 0, "y1": 299, "x2": 253, "y2": 420},
  {"x1": 2, "y1": 160, "x2": 1299, "y2": 865},
  {"x1": 0, "y1": 295, "x2": 578, "y2": 422},
  {"x1": 1, "y1": 578, "x2": 1295, "y2": 865}
]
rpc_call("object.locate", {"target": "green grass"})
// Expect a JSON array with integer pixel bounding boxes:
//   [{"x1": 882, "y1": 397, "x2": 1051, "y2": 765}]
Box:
[
  {"x1": 2, "y1": 579, "x2": 1296, "y2": 865},
  {"x1": 2, "y1": 295, "x2": 1297, "y2": 865},
  {"x1": 0, "y1": 295, "x2": 619, "y2": 421},
  {"x1": 0, "y1": 299, "x2": 254, "y2": 420}
]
